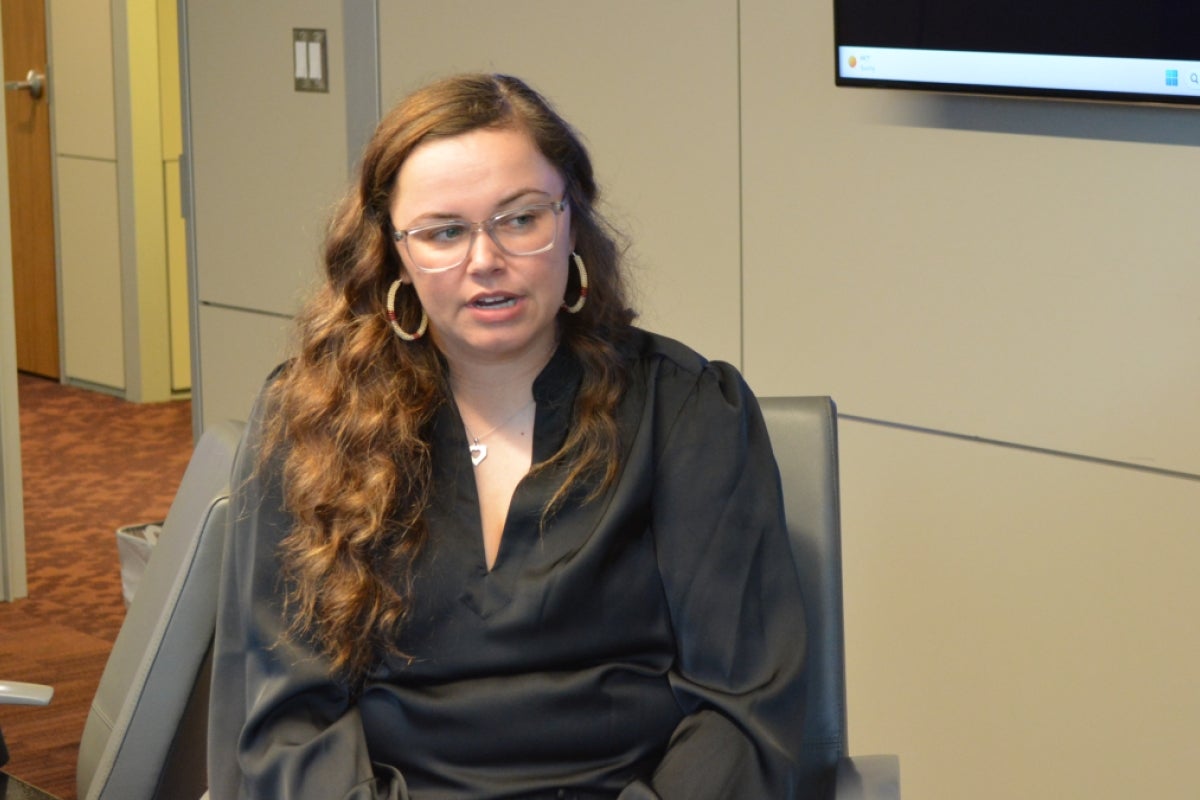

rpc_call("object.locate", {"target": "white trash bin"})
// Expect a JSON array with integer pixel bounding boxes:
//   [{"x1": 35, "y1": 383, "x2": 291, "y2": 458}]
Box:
[{"x1": 115, "y1": 522, "x2": 164, "y2": 608}]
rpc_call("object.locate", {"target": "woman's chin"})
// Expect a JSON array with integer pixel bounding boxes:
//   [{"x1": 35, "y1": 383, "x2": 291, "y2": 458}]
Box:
[{"x1": 436, "y1": 324, "x2": 558, "y2": 369}]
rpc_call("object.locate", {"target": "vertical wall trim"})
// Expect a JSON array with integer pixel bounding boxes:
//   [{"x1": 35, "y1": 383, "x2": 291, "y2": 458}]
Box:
[
  {"x1": 44, "y1": 2, "x2": 67, "y2": 382},
  {"x1": 111, "y1": 0, "x2": 142, "y2": 401},
  {"x1": 176, "y1": 0, "x2": 203, "y2": 437},
  {"x1": 735, "y1": 0, "x2": 745, "y2": 371},
  {"x1": 0, "y1": 10, "x2": 28, "y2": 601},
  {"x1": 342, "y1": 0, "x2": 380, "y2": 176},
  {"x1": 0, "y1": 315, "x2": 26, "y2": 601},
  {"x1": 0, "y1": 334, "x2": 26, "y2": 601}
]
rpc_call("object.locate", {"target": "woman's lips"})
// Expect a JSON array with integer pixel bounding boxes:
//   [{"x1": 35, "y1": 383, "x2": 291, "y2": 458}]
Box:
[{"x1": 469, "y1": 293, "x2": 519, "y2": 309}]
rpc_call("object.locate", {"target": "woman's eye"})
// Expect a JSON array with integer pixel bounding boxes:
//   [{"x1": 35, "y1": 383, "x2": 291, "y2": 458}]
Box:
[
  {"x1": 419, "y1": 224, "x2": 466, "y2": 244},
  {"x1": 498, "y1": 209, "x2": 540, "y2": 230}
]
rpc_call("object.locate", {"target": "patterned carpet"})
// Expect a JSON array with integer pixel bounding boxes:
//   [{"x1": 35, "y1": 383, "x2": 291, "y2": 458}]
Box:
[{"x1": 0, "y1": 374, "x2": 194, "y2": 798}]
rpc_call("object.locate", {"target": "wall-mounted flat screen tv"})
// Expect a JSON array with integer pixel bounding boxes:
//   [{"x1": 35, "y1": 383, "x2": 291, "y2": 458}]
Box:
[{"x1": 834, "y1": 1, "x2": 1200, "y2": 107}]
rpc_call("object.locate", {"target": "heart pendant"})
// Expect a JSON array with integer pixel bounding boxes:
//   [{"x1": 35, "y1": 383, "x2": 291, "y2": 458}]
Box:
[{"x1": 469, "y1": 443, "x2": 487, "y2": 466}]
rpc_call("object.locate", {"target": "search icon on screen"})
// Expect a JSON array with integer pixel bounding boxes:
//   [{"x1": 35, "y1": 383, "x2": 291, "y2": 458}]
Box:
[{"x1": 1192, "y1": 72, "x2": 1199, "y2": 85}]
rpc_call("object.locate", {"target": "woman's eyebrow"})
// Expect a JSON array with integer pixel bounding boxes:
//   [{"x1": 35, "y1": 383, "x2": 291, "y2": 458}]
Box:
[
  {"x1": 403, "y1": 188, "x2": 557, "y2": 226},
  {"x1": 493, "y1": 187, "x2": 555, "y2": 208}
]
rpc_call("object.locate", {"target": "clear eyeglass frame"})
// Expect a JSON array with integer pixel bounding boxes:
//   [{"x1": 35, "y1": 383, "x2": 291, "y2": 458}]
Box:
[{"x1": 392, "y1": 198, "x2": 568, "y2": 274}]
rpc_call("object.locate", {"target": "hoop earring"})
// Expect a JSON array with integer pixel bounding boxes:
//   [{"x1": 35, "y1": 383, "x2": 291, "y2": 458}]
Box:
[
  {"x1": 386, "y1": 278, "x2": 428, "y2": 341},
  {"x1": 562, "y1": 252, "x2": 588, "y2": 314}
]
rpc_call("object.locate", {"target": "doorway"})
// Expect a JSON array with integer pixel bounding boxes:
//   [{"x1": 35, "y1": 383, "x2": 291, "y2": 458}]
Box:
[{"x1": 2, "y1": 0, "x2": 59, "y2": 380}]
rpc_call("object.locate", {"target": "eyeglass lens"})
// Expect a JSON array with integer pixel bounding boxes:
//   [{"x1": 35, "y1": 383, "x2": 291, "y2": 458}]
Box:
[{"x1": 402, "y1": 203, "x2": 562, "y2": 272}]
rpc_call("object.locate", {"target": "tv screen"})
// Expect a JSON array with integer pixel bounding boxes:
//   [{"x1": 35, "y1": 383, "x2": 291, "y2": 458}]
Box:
[{"x1": 834, "y1": 1, "x2": 1200, "y2": 107}]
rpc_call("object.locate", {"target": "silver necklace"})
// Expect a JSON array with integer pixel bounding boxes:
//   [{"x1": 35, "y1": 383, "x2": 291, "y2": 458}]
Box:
[{"x1": 462, "y1": 398, "x2": 535, "y2": 467}]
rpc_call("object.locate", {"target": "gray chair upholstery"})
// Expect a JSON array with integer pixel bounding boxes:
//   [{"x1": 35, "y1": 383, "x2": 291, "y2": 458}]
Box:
[
  {"x1": 74, "y1": 420, "x2": 243, "y2": 800},
  {"x1": 0, "y1": 421, "x2": 242, "y2": 800},
  {"x1": 758, "y1": 397, "x2": 900, "y2": 800}
]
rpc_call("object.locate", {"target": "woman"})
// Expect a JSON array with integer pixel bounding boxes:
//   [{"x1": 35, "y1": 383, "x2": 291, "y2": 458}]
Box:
[{"x1": 209, "y1": 73, "x2": 806, "y2": 799}]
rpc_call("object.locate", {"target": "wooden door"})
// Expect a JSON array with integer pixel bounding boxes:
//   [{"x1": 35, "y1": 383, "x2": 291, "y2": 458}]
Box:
[{"x1": 2, "y1": 0, "x2": 58, "y2": 379}]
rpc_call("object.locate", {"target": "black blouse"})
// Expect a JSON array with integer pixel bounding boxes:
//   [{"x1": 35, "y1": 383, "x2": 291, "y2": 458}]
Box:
[{"x1": 208, "y1": 329, "x2": 807, "y2": 800}]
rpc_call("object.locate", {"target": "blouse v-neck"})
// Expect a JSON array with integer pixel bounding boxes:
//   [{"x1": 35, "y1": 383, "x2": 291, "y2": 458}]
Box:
[{"x1": 431, "y1": 345, "x2": 581, "y2": 579}]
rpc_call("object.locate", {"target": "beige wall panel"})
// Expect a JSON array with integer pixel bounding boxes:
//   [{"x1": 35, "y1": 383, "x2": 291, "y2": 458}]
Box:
[
  {"x1": 197, "y1": 304, "x2": 291, "y2": 429},
  {"x1": 186, "y1": 1, "x2": 348, "y2": 316},
  {"x1": 49, "y1": 0, "x2": 117, "y2": 160},
  {"x1": 165, "y1": 161, "x2": 189, "y2": 390},
  {"x1": 837, "y1": 419, "x2": 1200, "y2": 799},
  {"x1": 740, "y1": 0, "x2": 1200, "y2": 476},
  {"x1": 58, "y1": 156, "x2": 124, "y2": 389},
  {"x1": 379, "y1": 1, "x2": 742, "y2": 367}
]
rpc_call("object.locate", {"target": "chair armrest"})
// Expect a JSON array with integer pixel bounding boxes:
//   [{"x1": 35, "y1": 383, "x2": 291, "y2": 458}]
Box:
[
  {"x1": 834, "y1": 754, "x2": 900, "y2": 800},
  {"x1": 0, "y1": 681, "x2": 54, "y2": 706},
  {"x1": 0, "y1": 682, "x2": 55, "y2": 777}
]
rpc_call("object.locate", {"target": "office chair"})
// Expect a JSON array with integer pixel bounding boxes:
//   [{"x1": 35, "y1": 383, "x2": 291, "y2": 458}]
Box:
[
  {"x1": 758, "y1": 397, "x2": 900, "y2": 800},
  {"x1": 4, "y1": 400, "x2": 893, "y2": 799},
  {"x1": 0, "y1": 420, "x2": 243, "y2": 800}
]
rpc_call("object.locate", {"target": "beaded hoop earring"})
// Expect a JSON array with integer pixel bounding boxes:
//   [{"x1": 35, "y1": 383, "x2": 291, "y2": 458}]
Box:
[
  {"x1": 386, "y1": 278, "x2": 428, "y2": 341},
  {"x1": 562, "y1": 252, "x2": 589, "y2": 314}
]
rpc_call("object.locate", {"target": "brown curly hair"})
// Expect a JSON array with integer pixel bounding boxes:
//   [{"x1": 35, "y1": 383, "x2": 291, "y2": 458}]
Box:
[{"x1": 259, "y1": 74, "x2": 637, "y2": 685}]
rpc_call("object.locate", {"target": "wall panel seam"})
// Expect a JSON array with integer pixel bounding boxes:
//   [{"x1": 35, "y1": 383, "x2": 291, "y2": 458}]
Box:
[{"x1": 839, "y1": 413, "x2": 1200, "y2": 482}]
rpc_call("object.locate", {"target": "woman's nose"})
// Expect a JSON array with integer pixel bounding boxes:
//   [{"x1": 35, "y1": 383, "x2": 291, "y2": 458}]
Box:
[{"x1": 464, "y1": 225, "x2": 505, "y2": 273}]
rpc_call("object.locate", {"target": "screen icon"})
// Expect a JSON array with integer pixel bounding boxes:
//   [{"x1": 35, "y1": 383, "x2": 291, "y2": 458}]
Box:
[
  {"x1": 1166, "y1": 70, "x2": 1179, "y2": 86},
  {"x1": 1191, "y1": 72, "x2": 1199, "y2": 85}
]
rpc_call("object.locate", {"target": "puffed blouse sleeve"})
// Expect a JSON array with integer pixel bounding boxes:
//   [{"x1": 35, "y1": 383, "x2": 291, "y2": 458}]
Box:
[
  {"x1": 619, "y1": 360, "x2": 807, "y2": 799},
  {"x1": 207, "y1": 384, "x2": 409, "y2": 800}
]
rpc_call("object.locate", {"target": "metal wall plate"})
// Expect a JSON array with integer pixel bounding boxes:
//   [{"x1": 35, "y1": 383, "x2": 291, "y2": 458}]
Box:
[{"x1": 293, "y1": 28, "x2": 328, "y2": 92}]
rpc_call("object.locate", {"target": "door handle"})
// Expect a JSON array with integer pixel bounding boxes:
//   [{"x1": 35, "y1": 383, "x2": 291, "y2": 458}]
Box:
[{"x1": 5, "y1": 69, "x2": 45, "y2": 100}]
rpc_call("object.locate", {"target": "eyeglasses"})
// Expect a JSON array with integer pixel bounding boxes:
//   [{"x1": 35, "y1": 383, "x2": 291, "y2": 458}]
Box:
[{"x1": 392, "y1": 198, "x2": 568, "y2": 273}]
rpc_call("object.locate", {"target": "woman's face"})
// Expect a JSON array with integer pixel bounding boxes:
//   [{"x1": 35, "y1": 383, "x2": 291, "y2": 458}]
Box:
[{"x1": 389, "y1": 126, "x2": 573, "y2": 373}]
